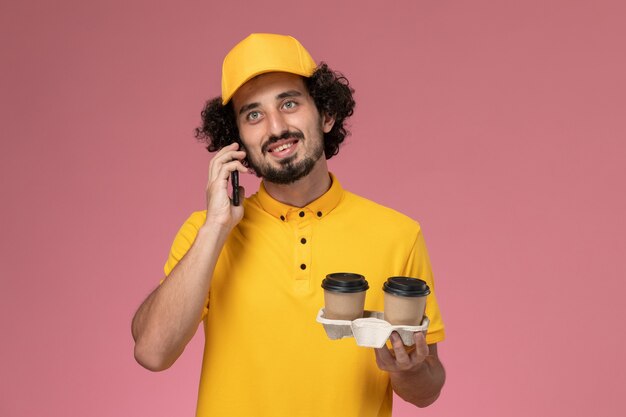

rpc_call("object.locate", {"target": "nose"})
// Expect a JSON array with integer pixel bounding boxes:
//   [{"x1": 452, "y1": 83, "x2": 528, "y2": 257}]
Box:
[{"x1": 266, "y1": 109, "x2": 289, "y2": 137}]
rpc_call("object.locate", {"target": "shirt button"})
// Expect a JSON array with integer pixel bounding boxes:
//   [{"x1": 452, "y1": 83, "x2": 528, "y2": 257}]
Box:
[
  {"x1": 299, "y1": 211, "x2": 305, "y2": 217},
  {"x1": 317, "y1": 211, "x2": 322, "y2": 217},
  {"x1": 300, "y1": 238, "x2": 307, "y2": 244},
  {"x1": 300, "y1": 264, "x2": 306, "y2": 270},
  {"x1": 280, "y1": 215, "x2": 285, "y2": 221}
]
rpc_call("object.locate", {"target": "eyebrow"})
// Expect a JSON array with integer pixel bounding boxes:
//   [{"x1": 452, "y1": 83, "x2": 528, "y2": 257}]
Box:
[
  {"x1": 238, "y1": 102, "x2": 259, "y2": 116},
  {"x1": 277, "y1": 90, "x2": 302, "y2": 100},
  {"x1": 238, "y1": 90, "x2": 303, "y2": 116}
]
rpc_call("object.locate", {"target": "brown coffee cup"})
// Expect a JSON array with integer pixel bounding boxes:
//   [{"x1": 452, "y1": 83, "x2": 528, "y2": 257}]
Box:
[
  {"x1": 383, "y1": 277, "x2": 430, "y2": 325},
  {"x1": 321, "y1": 273, "x2": 369, "y2": 320}
]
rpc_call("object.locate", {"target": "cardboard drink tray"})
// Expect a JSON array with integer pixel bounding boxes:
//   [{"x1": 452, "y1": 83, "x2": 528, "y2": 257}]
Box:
[{"x1": 316, "y1": 308, "x2": 430, "y2": 348}]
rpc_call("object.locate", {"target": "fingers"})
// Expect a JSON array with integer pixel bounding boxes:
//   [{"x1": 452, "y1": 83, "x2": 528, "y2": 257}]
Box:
[
  {"x1": 206, "y1": 162, "x2": 247, "y2": 198},
  {"x1": 389, "y1": 332, "x2": 411, "y2": 368},
  {"x1": 217, "y1": 160, "x2": 248, "y2": 181},
  {"x1": 413, "y1": 332, "x2": 430, "y2": 358},
  {"x1": 374, "y1": 343, "x2": 396, "y2": 370},
  {"x1": 208, "y1": 143, "x2": 247, "y2": 184},
  {"x1": 375, "y1": 332, "x2": 429, "y2": 373},
  {"x1": 206, "y1": 146, "x2": 248, "y2": 194},
  {"x1": 209, "y1": 152, "x2": 246, "y2": 184}
]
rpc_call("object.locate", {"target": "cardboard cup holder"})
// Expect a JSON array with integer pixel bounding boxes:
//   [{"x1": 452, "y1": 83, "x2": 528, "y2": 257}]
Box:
[{"x1": 316, "y1": 308, "x2": 429, "y2": 348}]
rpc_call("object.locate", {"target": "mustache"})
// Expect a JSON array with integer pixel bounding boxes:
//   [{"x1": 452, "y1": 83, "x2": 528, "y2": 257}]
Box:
[{"x1": 262, "y1": 131, "x2": 304, "y2": 154}]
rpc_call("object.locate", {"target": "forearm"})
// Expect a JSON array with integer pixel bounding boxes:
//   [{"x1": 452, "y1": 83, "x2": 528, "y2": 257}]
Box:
[
  {"x1": 390, "y1": 351, "x2": 446, "y2": 407},
  {"x1": 132, "y1": 223, "x2": 229, "y2": 371}
]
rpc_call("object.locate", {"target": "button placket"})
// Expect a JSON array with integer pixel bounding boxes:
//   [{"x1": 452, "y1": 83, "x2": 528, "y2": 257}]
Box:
[{"x1": 294, "y1": 210, "x2": 312, "y2": 282}]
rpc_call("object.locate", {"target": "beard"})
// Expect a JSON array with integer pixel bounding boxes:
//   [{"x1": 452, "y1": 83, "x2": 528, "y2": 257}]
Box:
[{"x1": 243, "y1": 129, "x2": 325, "y2": 185}]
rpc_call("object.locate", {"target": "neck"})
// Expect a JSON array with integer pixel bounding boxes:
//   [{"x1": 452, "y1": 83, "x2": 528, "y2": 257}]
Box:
[{"x1": 262, "y1": 160, "x2": 331, "y2": 207}]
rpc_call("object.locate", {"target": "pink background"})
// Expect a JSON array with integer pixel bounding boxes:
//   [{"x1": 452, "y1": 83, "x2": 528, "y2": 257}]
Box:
[{"x1": 2, "y1": 1, "x2": 625, "y2": 416}]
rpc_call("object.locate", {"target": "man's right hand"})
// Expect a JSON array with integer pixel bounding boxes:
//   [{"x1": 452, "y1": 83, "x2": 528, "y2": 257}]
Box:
[{"x1": 205, "y1": 142, "x2": 248, "y2": 229}]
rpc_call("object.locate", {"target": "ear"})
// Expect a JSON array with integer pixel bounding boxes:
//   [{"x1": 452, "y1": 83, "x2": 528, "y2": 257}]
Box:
[{"x1": 321, "y1": 112, "x2": 336, "y2": 134}]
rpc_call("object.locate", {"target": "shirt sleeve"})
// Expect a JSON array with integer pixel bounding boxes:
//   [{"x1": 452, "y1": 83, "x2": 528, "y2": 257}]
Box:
[
  {"x1": 163, "y1": 211, "x2": 207, "y2": 276},
  {"x1": 403, "y1": 225, "x2": 446, "y2": 345},
  {"x1": 162, "y1": 211, "x2": 209, "y2": 318}
]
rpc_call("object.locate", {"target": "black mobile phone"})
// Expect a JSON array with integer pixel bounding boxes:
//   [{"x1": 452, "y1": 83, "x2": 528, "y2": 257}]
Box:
[{"x1": 231, "y1": 170, "x2": 239, "y2": 206}]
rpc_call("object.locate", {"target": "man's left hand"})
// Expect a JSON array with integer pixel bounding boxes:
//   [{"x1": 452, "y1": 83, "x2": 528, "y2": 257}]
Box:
[{"x1": 374, "y1": 331, "x2": 429, "y2": 373}]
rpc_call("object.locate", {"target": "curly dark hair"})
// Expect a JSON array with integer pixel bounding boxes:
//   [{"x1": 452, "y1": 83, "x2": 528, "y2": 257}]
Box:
[{"x1": 194, "y1": 63, "x2": 355, "y2": 166}]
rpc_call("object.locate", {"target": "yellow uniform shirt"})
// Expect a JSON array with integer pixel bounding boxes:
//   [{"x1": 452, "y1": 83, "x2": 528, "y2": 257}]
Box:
[{"x1": 164, "y1": 174, "x2": 445, "y2": 417}]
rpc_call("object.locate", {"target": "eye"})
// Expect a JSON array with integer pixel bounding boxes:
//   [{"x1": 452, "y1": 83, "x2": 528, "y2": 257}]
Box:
[
  {"x1": 246, "y1": 111, "x2": 261, "y2": 122},
  {"x1": 282, "y1": 100, "x2": 297, "y2": 110}
]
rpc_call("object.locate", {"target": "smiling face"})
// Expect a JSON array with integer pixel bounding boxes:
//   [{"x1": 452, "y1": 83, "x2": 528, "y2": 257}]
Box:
[{"x1": 231, "y1": 72, "x2": 335, "y2": 185}]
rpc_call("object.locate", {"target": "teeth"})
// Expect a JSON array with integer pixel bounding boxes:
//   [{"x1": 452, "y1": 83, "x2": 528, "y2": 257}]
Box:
[{"x1": 272, "y1": 142, "x2": 293, "y2": 153}]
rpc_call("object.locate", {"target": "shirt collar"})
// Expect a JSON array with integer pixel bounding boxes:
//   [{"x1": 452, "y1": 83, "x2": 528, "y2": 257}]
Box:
[{"x1": 256, "y1": 173, "x2": 344, "y2": 221}]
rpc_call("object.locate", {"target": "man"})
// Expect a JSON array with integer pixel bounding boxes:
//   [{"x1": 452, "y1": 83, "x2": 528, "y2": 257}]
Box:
[{"x1": 132, "y1": 33, "x2": 446, "y2": 417}]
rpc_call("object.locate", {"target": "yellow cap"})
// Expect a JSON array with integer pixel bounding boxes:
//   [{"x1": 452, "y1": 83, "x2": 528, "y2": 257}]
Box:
[{"x1": 221, "y1": 33, "x2": 316, "y2": 105}]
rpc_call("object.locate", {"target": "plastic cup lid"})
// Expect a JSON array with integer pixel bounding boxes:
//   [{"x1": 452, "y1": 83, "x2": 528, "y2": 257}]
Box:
[
  {"x1": 321, "y1": 272, "x2": 369, "y2": 293},
  {"x1": 382, "y1": 276, "x2": 430, "y2": 297}
]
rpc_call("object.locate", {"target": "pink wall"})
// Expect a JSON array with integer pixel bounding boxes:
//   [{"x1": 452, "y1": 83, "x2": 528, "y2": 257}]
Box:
[{"x1": 2, "y1": 1, "x2": 625, "y2": 416}]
